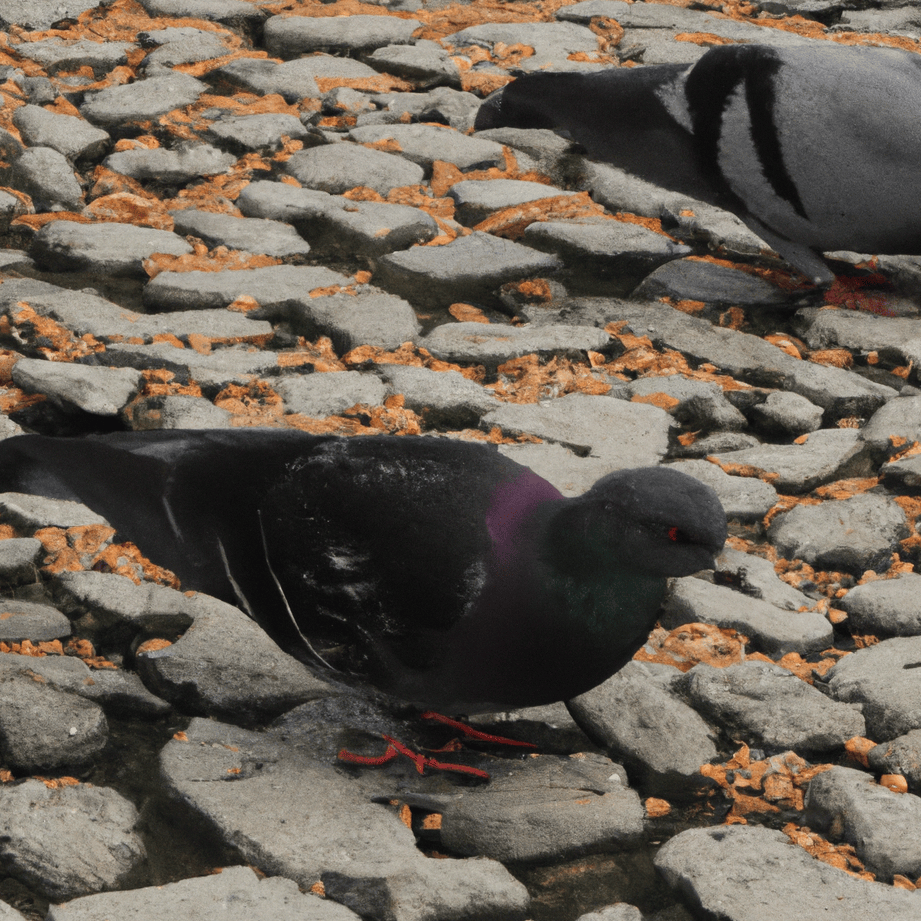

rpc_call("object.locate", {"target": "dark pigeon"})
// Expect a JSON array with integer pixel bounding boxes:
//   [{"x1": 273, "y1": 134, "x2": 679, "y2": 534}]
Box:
[
  {"x1": 0, "y1": 430, "x2": 726, "y2": 712},
  {"x1": 475, "y1": 43, "x2": 921, "y2": 286}
]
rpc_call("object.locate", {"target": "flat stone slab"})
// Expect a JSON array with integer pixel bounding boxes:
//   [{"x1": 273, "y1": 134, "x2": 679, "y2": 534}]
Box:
[
  {"x1": 80, "y1": 73, "x2": 206, "y2": 127},
  {"x1": 375, "y1": 231, "x2": 561, "y2": 309},
  {"x1": 104, "y1": 144, "x2": 236, "y2": 183},
  {"x1": 655, "y1": 824, "x2": 921, "y2": 921},
  {"x1": 377, "y1": 364, "x2": 496, "y2": 426},
  {"x1": 882, "y1": 453, "x2": 921, "y2": 489},
  {"x1": 768, "y1": 492, "x2": 908, "y2": 574},
  {"x1": 275, "y1": 371, "x2": 386, "y2": 417},
  {"x1": 285, "y1": 143, "x2": 424, "y2": 195},
  {"x1": 0, "y1": 780, "x2": 145, "y2": 902},
  {"x1": 634, "y1": 257, "x2": 789, "y2": 305},
  {"x1": 265, "y1": 14, "x2": 421, "y2": 55},
  {"x1": 679, "y1": 660, "x2": 865, "y2": 754},
  {"x1": 662, "y1": 577, "x2": 832, "y2": 657},
  {"x1": 47, "y1": 866, "x2": 360, "y2": 921},
  {"x1": 840, "y1": 572, "x2": 921, "y2": 636},
  {"x1": 31, "y1": 221, "x2": 194, "y2": 277},
  {"x1": 159, "y1": 717, "x2": 529, "y2": 921},
  {"x1": 796, "y1": 305, "x2": 921, "y2": 366},
  {"x1": 869, "y1": 729, "x2": 921, "y2": 793},
  {"x1": 136, "y1": 0, "x2": 265, "y2": 21},
  {"x1": 217, "y1": 55, "x2": 377, "y2": 102},
  {"x1": 714, "y1": 547, "x2": 813, "y2": 612},
  {"x1": 448, "y1": 178, "x2": 571, "y2": 225},
  {"x1": 710, "y1": 428, "x2": 872, "y2": 493},
  {"x1": 0, "y1": 538, "x2": 43, "y2": 584},
  {"x1": 13, "y1": 105, "x2": 109, "y2": 161},
  {"x1": 10, "y1": 147, "x2": 84, "y2": 212},
  {"x1": 860, "y1": 395, "x2": 921, "y2": 459},
  {"x1": 0, "y1": 491, "x2": 107, "y2": 529},
  {"x1": 668, "y1": 458, "x2": 778, "y2": 522},
  {"x1": 0, "y1": 599, "x2": 71, "y2": 642},
  {"x1": 805, "y1": 765, "x2": 921, "y2": 881},
  {"x1": 422, "y1": 321, "x2": 608, "y2": 364},
  {"x1": 350, "y1": 124, "x2": 506, "y2": 171},
  {"x1": 12, "y1": 36, "x2": 133, "y2": 72},
  {"x1": 825, "y1": 637, "x2": 921, "y2": 741},
  {"x1": 483, "y1": 392, "x2": 671, "y2": 467},
  {"x1": 205, "y1": 113, "x2": 311, "y2": 152},
  {"x1": 143, "y1": 264, "x2": 350, "y2": 312},
  {"x1": 568, "y1": 661, "x2": 719, "y2": 796},
  {"x1": 169, "y1": 209, "x2": 312, "y2": 258},
  {"x1": 12, "y1": 358, "x2": 141, "y2": 416}
]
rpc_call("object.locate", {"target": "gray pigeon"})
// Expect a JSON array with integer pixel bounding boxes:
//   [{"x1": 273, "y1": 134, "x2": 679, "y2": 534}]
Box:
[{"x1": 475, "y1": 43, "x2": 921, "y2": 285}]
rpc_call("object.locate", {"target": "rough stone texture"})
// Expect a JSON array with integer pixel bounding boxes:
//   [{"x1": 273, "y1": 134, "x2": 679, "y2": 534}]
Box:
[
  {"x1": 0, "y1": 598, "x2": 70, "y2": 641},
  {"x1": 825, "y1": 637, "x2": 921, "y2": 741},
  {"x1": 47, "y1": 866, "x2": 360, "y2": 921},
  {"x1": 104, "y1": 144, "x2": 236, "y2": 183},
  {"x1": 80, "y1": 73, "x2": 206, "y2": 126},
  {"x1": 679, "y1": 660, "x2": 866, "y2": 754},
  {"x1": 768, "y1": 492, "x2": 909, "y2": 574},
  {"x1": 860, "y1": 395, "x2": 921, "y2": 459},
  {"x1": 350, "y1": 123, "x2": 506, "y2": 171},
  {"x1": 159, "y1": 717, "x2": 530, "y2": 921},
  {"x1": 10, "y1": 147, "x2": 84, "y2": 211},
  {"x1": 12, "y1": 358, "x2": 141, "y2": 416},
  {"x1": 749, "y1": 391, "x2": 824, "y2": 437},
  {"x1": 568, "y1": 661, "x2": 718, "y2": 796},
  {"x1": 264, "y1": 14, "x2": 421, "y2": 55},
  {"x1": 169, "y1": 208, "x2": 312, "y2": 258},
  {"x1": 12, "y1": 105, "x2": 109, "y2": 161},
  {"x1": 805, "y1": 766, "x2": 921, "y2": 881},
  {"x1": 275, "y1": 371, "x2": 387, "y2": 417},
  {"x1": 205, "y1": 113, "x2": 311, "y2": 151},
  {"x1": 668, "y1": 459, "x2": 777, "y2": 522},
  {"x1": 661, "y1": 578, "x2": 832, "y2": 656},
  {"x1": 0, "y1": 781, "x2": 145, "y2": 902},
  {"x1": 655, "y1": 825, "x2": 921, "y2": 921},
  {"x1": 840, "y1": 572, "x2": 921, "y2": 636},
  {"x1": 713, "y1": 547, "x2": 813, "y2": 612},
  {"x1": 31, "y1": 221, "x2": 194, "y2": 276},
  {"x1": 377, "y1": 364, "x2": 496, "y2": 426},
  {"x1": 869, "y1": 730, "x2": 921, "y2": 794},
  {"x1": 285, "y1": 143, "x2": 424, "y2": 195},
  {"x1": 0, "y1": 492, "x2": 107, "y2": 529}
]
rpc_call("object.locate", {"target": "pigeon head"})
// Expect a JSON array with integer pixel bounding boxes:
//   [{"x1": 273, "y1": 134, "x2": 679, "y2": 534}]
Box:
[{"x1": 548, "y1": 466, "x2": 726, "y2": 579}]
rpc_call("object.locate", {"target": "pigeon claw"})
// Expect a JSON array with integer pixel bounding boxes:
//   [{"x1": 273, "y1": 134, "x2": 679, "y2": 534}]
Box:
[
  {"x1": 338, "y1": 736, "x2": 491, "y2": 780},
  {"x1": 420, "y1": 711, "x2": 539, "y2": 749}
]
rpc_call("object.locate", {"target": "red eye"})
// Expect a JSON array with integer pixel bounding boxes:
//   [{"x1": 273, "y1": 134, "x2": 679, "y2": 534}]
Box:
[{"x1": 668, "y1": 527, "x2": 680, "y2": 541}]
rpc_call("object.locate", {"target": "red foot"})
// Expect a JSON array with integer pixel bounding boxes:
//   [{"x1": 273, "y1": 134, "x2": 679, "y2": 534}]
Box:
[
  {"x1": 420, "y1": 711, "x2": 538, "y2": 749},
  {"x1": 824, "y1": 273, "x2": 895, "y2": 315},
  {"x1": 338, "y1": 736, "x2": 490, "y2": 779}
]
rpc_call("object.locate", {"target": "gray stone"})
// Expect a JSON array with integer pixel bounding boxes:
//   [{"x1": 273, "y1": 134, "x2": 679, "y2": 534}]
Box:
[
  {"x1": 376, "y1": 232, "x2": 561, "y2": 309},
  {"x1": 473, "y1": 127, "x2": 572, "y2": 174},
  {"x1": 860, "y1": 395, "x2": 921, "y2": 459},
  {"x1": 662, "y1": 577, "x2": 832, "y2": 656},
  {"x1": 159, "y1": 717, "x2": 530, "y2": 921},
  {"x1": 217, "y1": 54, "x2": 377, "y2": 102},
  {"x1": 574, "y1": 905, "x2": 643, "y2": 921},
  {"x1": 634, "y1": 257, "x2": 789, "y2": 305},
  {"x1": 125, "y1": 394, "x2": 235, "y2": 430},
  {"x1": 275, "y1": 371, "x2": 386, "y2": 417},
  {"x1": 841, "y1": 7, "x2": 921, "y2": 37},
  {"x1": 136, "y1": 0, "x2": 265, "y2": 22},
  {"x1": 367, "y1": 41, "x2": 461, "y2": 89},
  {"x1": 0, "y1": 538, "x2": 42, "y2": 585},
  {"x1": 12, "y1": 37, "x2": 132, "y2": 73},
  {"x1": 141, "y1": 29, "x2": 229, "y2": 68},
  {"x1": 655, "y1": 824, "x2": 921, "y2": 921},
  {"x1": 81, "y1": 73, "x2": 206, "y2": 127},
  {"x1": 135, "y1": 593, "x2": 331, "y2": 723},
  {"x1": 496, "y1": 440, "x2": 608, "y2": 497},
  {"x1": 361, "y1": 86, "x2": 481, "y2": 131},
  {"x1": 825, "y1": 637, "x2": 921, "y2": 740},
  {"x1": 169, "y1": 208, "x2": 312, "y2": 258},
  {"x1": 882, "y1": 453, "x2": 921, "y2": 490},
  {"x1": 796, "y1": 306, "x2": 921, "y2": 368},
  {"x1": 749, "y1": 390, "x2": 824, "y2": 437},
  {"x1": 285, "y1": 143, "x2": 424, "y2": 196},
  {"x1": 12, "y1": 358, "x2": 141, "y2": 416},
  {"x1": 0, "y1": 599, "x2": 70, "y2": 641},
  {"x1": 262, "y1": 289, "x2": 420, "y2": 353},
  {"x1": 626, "y1": 376, "x2": 747, "y2": 432},
  {"x1": 0, "y1": 781, "x2": 144, "y2": 902},
  {"x1": 205, "y1": 113, "x2": 310, "y2": 152},
  {"x1": 806, "y1": 765, "x2": 921, "y2": 881},
  {"x1": 448, "y1": 178, "x2": 571, "y2": 225},
  {"x1": 524, "y1": 219, "x2": 692, "y2": 274},
  {"x1": 423, "y1": 321, "x2": 607, "y2": 365},
  {"x1": 840, "y1": 573, "x2": 921, "y2": 637},
  {"x1": 265, "y1": 14, "x2": 421, "y2": 55},
  {"x1": 143, "y1": 264, "x2": 349, "y2": 311},
  {"x1": 437, "y1": 753, "x2": 644, "y2": 862},
  {"x1": 668, "y1": 459, "x2": 777, "y2": 522},
  {"x1": 484, "y1": 392, "x2": 671, "y2": 468},
  {"x1": 568, "y1": 661, "x2": 718, "y2": 795},
  {"x1": 10, "y1": 147, "x2": 84, "y2": 211},
  {"x1": 31, "y1": 221, "x2": 194, "y2": 277},
  {"x1": 350, "y1": 123, "x2": 506, "y2": 171},
  {"x1": 0, "y1": 492, "x2": 107, "y2": 529},
  {"x1": 306, "y1": 199, "x2": 439, "y2": 258},
  {"x1": 445, "y1": 21, "x2": 600, "y2": 72},
  {"x1": 378, "y1": 364, "x2": 496, "y2": 426},
  {"x1": 236, "y1": 180, "x2": 337, "y2": 224},
  {"x1": 768, "y1": 492, "x2": 909, "y2": 574},
  {"x1": 47, "y1": 866, "x2": 360, "y2": 921},
  {"x1": 714, "y1": 547, "x2": 813, "y2": 612},
  {"x1": 12, "y1": 106, "x2": 109, "y2": 161},
  {"x1": 869, "y1": 730, "x2": 921, "y2": 794},
  {"x1": 680, "y1": 660, "x2": 865, "y2": 754},
  {"x1": 104, "y1": 143, "x2": 236, "y2": 183},
  {"x1": 0, "y1": 672, "x2": 108, "y2": 772},
  {"x1": 710, "y1": 428, "x2": 872, "y2": 493}
]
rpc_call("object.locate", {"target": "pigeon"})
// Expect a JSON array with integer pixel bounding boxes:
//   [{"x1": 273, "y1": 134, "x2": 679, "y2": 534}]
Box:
[
  {"x1": 475, "y1": 43, "x2": 921, "y2": 286},
  {"x1": 0, "y1": 430, "x2": 726, "y2": 713}
]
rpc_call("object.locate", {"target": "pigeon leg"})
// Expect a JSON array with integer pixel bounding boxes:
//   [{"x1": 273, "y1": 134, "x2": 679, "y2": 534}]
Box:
[
  {"x1": 420, "y1": 711, "x2": 538, "y2": 749},
  {"x1": 338, "y1": 736, "x2": 490, "y2": 780}
]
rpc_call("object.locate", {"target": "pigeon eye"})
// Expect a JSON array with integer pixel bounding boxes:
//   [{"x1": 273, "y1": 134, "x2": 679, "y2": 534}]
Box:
[{"x1": 668, "y1": 526, "x2": 682, "y2": 542}]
